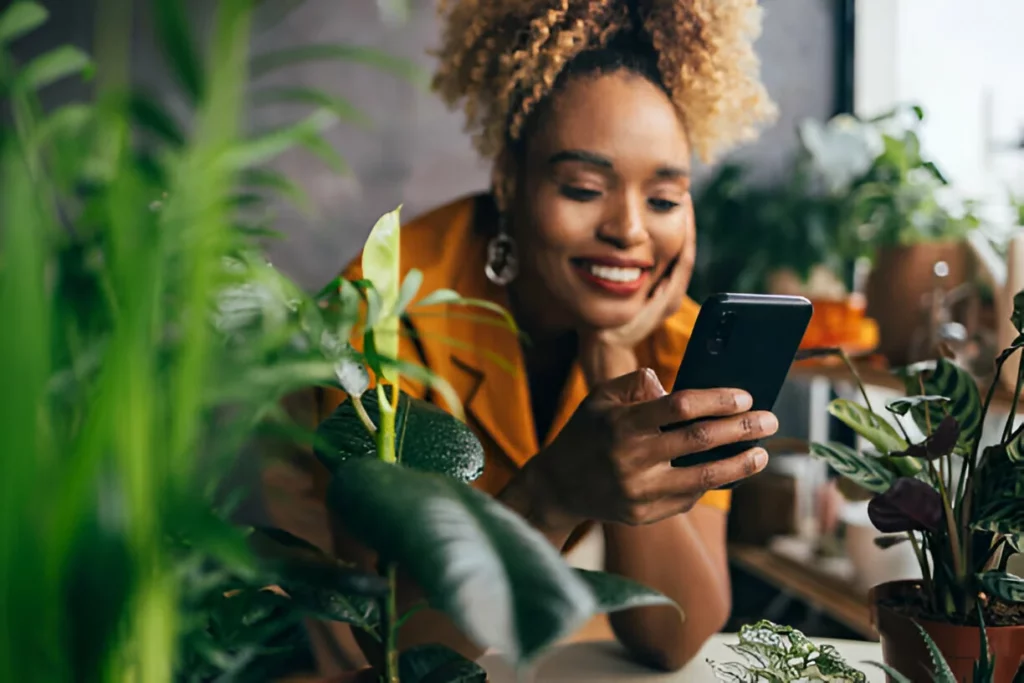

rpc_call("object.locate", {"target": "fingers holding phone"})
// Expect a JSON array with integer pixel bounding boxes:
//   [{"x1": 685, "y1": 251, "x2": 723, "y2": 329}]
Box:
[{"x1": 515, "y1": 369, "x2": 775, "y2": 531}]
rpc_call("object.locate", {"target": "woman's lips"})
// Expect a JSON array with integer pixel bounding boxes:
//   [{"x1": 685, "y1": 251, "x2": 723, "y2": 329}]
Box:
[{"x1": 571, "y1": 258, "x2": 653, "y2": 296}]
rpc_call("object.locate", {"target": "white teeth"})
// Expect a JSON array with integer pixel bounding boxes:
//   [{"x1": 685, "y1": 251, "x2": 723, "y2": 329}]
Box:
[{"x1": 587, "y1": 264, "x2": 642, "y2": 283}]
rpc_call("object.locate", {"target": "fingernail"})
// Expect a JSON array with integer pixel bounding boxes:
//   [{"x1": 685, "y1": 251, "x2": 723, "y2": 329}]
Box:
[
  {"x1": 762, "y1": 413, "x2": 779, "y2": 432},
  {"x1": 753, "y1": 449, "x2": 768, "y2": 470},
  {"x1": 734, "y1": 391, "x2": 753, "y2": 410}
]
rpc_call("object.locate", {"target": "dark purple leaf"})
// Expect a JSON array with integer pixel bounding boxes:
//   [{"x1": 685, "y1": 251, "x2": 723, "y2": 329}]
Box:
[
  {"x1": 894, "y1": 415, "x2": 960, "y2": 460},
  {"x1": 868, "y1": 478, "x2": 944, "y2": 533}
]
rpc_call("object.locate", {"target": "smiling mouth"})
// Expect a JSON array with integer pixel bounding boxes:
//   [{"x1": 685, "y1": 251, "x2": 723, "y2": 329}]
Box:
[{"x1": 571, "y1": 258, "x2": 653, "y2": 296}]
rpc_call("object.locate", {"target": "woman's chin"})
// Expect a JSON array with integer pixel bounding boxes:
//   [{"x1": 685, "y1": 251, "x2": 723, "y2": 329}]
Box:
[{"x1": 574, "y1": 304, "x2": 642, "y2": 332}]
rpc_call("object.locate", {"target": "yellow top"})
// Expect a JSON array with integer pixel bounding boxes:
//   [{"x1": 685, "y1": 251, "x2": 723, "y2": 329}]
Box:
[{"x1": 262, "y1": 193, "x2": 729, "y2": 559}]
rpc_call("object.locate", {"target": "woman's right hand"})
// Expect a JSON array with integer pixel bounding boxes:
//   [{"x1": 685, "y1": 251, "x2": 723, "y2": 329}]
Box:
[{"x1": 512, "y1": 368, "x2": 777, "y2": 535}]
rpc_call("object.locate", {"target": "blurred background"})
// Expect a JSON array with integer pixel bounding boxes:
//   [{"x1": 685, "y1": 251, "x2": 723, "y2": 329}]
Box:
[{"x1": 10, "y1": 0, "x2": 1024, "y2": 659}]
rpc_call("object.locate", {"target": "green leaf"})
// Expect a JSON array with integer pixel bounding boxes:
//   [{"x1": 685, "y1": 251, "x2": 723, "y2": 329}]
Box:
[
  {"x1": 393, "y1": 268, "x2": 423, "y2": 317},
  {"x1": 327, "y1": 459, "x2": 595, "y2": 663},
  {"x1": 128, "y1": 92, "x2": 185, "y2": 147},
  {"x1": 412, "y1": 288, "x2": 519, "y2": 333},
  {"x1": 252, "y1": 86, "x2": 371, "y2": 127},
  {"x1": 900, "y1": 359, "x2": 982, "y2": 455},
  {"x1": 19, "y1": 45, "x2": 92, "y2": 90},
  {"x1": 828, "y1": 399, "x2": 907, "y2": 454},
  {"x1": 153, "y1": 0, "x2": 204, "y2": 101},
  {"x1": 334, "y1": 352, "x2": 369, "y2": 398},
  {"x1": 315, "y1": 389, "x2": 483, "y2": 483},
  {"x1": 398, "y1": 644, "x2": 487, "y2": 683},
  {"x1": 362, "y1": 207, "x2": 402, "y2": 380},
  {"x1": 1008, "y1": 428, "x2": 1024, "y2": 463},
  {"x1": 241, "y1": 168, "x2": 312, "y2": 214},
  {"x1": 224, "y1": 109, "x2": 340, "y2": 170},
  {"x1": 250, "y1": 43, "x2": 426, "y2": 85},
  {"x1": 574, "y1": 569, "x2": 677, "y2": 615},
  {"x1": 277, "y1": 573, "x2": 382, "y2": 636},
  {"x1": 1012, "y1": 289, "x2": 1024, "y2": 334},
  {"x1": 914, "y1": 622, "x2": 957, "y2": 683},
  {"x1": 977, "y1": 571, "x2": 1024, "y2": 604},
  {"x1": 0, "y1": 2, "x2": 47, "y2": 45},
  {"x1": 810, "y1": 442, "x2": 895, "y2": 494},
  {"x1": 886, "y1": 395, "x2": 950, "y2": 417}
]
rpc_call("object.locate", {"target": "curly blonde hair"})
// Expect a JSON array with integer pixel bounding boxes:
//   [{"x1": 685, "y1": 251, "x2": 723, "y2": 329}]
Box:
[{"x1": 432, "y1": 0, "x2": 777, "y2": 206}]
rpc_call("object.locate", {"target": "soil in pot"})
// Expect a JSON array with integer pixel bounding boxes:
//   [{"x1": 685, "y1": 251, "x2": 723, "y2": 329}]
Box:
[{"x1": 870, "y1": 581, "x2": 1024, "y2": 682}]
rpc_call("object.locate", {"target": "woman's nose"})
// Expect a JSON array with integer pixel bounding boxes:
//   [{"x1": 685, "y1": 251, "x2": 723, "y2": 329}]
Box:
[{"x1": 596, "y1": 193, "x2": 646, "y2": 249}]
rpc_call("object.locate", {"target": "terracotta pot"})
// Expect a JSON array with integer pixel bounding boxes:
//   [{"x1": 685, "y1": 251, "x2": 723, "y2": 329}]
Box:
[
  {"x1": 870, "y1": 581, "x2": 1024, "y2": 682},
  {"x1": 864, "y1": 242, "x2": 970, "y2": 366}
]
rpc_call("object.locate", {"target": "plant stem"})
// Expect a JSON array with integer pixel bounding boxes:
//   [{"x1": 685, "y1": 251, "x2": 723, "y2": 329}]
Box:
[
  {"x1": 908, "y1": 532, "x2": 934, "y2": 612},
  {"x1": 384, "y1": 563, "x2": 399, "y2": 683},
  {"x1": 376, "y1": 384, "x2": 398, "y2": 464},
  {"x1": 352, "y1": 395, "x2": 377, "y2": 435},
  {"x1": 839, "y1": 349, "x2": 876, "y2": 415}
]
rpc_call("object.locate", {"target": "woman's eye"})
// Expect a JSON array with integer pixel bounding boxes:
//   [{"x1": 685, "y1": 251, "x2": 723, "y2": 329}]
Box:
[
  {"x1": 648, "y1": 198, "x2": 680, "y2": 213},
  {"x1": 560, "y1": 186, "x2": 602, "y2": 202}
]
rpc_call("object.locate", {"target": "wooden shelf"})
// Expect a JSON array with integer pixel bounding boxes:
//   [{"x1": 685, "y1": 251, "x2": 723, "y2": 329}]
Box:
[
  {"x1": 728, "y1": 543, "x2": 877, "y2": 641},
  {"x1": 788, "y1": 360, "x2": 1024, "y2": 414}
]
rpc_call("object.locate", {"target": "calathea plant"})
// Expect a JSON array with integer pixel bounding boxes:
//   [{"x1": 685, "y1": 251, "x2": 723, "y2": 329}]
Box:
[{"x1": 807, "y1": 293, "x2": 1024, "y2": 626}]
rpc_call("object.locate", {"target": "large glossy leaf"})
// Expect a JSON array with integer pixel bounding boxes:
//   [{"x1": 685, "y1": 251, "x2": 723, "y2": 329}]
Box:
[
  {"x1": 398, "y1": 644, "x2": 487, "y2": 683},
  {"x1": 867, "y1": 478, "x2": 943, "y2": 533},
  {"x1": 574, "y1": 569, "x2": 677, "y2": 615},
  {"x1": 362, "y1": 207, "x2": 402, "y2": 380},
  {"x1": 0, "y1": 2, "x2": 47, "y2": 45},
  {"x1": 809, "y1": 442, "x2": 895, "y2": 494},
  {"x1": 977, "y1": 571, "x2": 1024, "y2": 604},
  {"x1": 828, "y1": 399, "x2": 907, "y2": 454},
  {"x1": 277, "y1": 572, "x2": 381, "y2": 635},
  {"x1": 972, "y1": 446, "x2": 1024, "y2": 535},
  {"x1": 315, "y1": 389, "x2": 483, "y2": 483},
  {"x1": 900, "y1": 359, "x2": 982, "y2": 455},
  {"x1": 327, "y1": 458, "x2": 596, "y2": 663}
]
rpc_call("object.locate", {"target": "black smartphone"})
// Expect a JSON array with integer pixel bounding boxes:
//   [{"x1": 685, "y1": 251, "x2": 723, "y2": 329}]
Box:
[{"x1": 668, "y1": 293, "x2": 813, "y2": 476}]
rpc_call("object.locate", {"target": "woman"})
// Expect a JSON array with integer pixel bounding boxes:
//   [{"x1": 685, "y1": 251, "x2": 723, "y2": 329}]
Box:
[{"x1": 264, "y1": 0, "x2": 778, "y2": 673}]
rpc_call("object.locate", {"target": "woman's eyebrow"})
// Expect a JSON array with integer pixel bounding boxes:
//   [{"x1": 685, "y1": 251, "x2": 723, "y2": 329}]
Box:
[
  {"x1": 547, "y1": 149, "x2": 613, "y2": 169},
  {"x1": 654, "y1": 165, "x2": 689, "y2": 179},
  {"x1": 547, "y1": 150, "x2": 689, "y2": 179}
]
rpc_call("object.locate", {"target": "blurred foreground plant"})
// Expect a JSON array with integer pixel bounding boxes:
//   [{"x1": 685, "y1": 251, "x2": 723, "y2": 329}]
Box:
[{"x1": 0, "y1": 1, "x2": 675, "y2": 681}]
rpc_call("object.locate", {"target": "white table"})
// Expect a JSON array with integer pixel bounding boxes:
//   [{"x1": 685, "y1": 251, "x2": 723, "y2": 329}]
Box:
[{"x1": 481, "y1": 634, "x2": 884, "y2": 682}]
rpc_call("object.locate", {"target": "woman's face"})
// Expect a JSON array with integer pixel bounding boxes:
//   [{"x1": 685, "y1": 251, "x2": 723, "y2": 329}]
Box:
[{"x1": 509, "y1": 70, "x2": 693, "y2": 333}]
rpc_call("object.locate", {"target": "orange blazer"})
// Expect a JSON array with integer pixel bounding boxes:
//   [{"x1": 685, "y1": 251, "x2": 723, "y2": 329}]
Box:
[{"x1": 261, "y1": 193, "x2": 729, "y2": 560}]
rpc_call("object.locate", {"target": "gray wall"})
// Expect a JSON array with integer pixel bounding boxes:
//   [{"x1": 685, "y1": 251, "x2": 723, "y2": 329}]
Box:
[{"x1": 19, "y1": 0, "x2": 838, "y2": 290}]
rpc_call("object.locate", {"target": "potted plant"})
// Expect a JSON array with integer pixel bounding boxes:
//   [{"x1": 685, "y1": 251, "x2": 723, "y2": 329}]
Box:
[
  {"x1": 807, "y1": 317, "x2": 1024, "y2": 680},
  {"x1": 801, "y1": 107, "x2": 982, "y2": 365}
]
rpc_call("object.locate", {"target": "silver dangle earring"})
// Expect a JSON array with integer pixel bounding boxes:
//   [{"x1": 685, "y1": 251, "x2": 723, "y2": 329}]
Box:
[{"x1": 484, "y1": 216, "x2": 519, "y2": 286}]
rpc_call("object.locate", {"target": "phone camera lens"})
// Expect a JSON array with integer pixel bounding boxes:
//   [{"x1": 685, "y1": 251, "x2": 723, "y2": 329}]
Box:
[{"x1": 706, "y1": 337, "x2": 724, "y2": 355}]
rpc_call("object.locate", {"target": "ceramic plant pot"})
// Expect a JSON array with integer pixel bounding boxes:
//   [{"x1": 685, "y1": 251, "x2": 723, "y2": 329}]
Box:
[
  {"x1": 864, "y1": 242, "x2": 969, "y2": 366},
  {"x1": 870, "y1": 581, "x2": 1024, "y2": 682}
]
